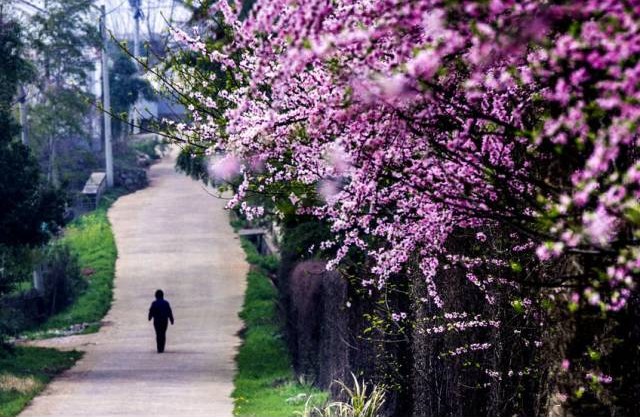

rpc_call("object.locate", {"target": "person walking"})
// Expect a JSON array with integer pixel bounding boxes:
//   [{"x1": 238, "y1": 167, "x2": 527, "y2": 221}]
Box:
[{"x1": 148, "y1": 289, "x2": 174, "y2": 353}]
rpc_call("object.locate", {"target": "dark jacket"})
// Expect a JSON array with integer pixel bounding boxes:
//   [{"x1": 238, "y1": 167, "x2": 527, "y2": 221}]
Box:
[{"x1": 148, "y1": 299, "x2": 174, "y2": 326}]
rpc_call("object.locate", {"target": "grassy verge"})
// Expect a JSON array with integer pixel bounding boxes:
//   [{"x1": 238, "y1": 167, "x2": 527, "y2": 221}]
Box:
[
  {"x1": 27, "y1": 190, "x2": 125, "y2": 337},
  {"x1": 0, "y1": 346, "x2": 82, "y2": 417},
  {"x1": 233, "y1": 237, "x2": 327, "y2": 417}
]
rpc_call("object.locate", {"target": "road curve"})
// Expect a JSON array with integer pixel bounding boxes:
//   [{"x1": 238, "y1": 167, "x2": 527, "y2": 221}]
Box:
[{"x1": 19, "y1": 149, "x2": 248, "y2": 417}]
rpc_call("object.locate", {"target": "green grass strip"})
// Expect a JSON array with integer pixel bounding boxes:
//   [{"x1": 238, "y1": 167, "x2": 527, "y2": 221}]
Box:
[
  {"x1": 0, "y1": 346, "x2": 82, "y2": 417},
  {"x1": 233, "y1": 238, "x2": 326, "y2": 417},
  {"x1": 33, "y1": 190, "x2": 125, "y2": 334}
]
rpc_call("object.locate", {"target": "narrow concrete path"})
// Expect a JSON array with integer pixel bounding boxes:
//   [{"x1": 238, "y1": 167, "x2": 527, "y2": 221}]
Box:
[{"x1": 19, "y1": 150, "x2": 248, "y2": 417}]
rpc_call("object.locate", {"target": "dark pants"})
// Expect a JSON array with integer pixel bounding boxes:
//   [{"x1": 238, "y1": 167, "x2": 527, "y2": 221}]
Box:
[{"x1": 154, "y1": 320, "x2": 168, "y2": 353}]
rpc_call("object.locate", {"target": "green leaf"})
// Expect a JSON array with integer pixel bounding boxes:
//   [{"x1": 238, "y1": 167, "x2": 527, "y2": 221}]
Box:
[
  {"x1": 511, "y1": 299, "x2": 524, "y2": 314},
  {"x1": 624, "y1": 202, "x2": 640, "y2": 225}
]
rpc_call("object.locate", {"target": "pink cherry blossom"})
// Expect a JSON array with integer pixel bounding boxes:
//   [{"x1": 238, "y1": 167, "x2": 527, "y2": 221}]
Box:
[
  {"x1": 170, "y1": 0, "x2": 640, "y2": 363},
  {"x1": 208, "y1": 154, "x2": 241, "y2": 182}
]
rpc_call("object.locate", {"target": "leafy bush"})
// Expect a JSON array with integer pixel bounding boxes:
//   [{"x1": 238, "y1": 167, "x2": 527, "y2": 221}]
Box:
[
  {"x1": 0, "y1": 246, "x2": 32, "y2": 298},
  {"x1": 176, "y1": 145, "x2": 208, "y2": 182},
  {"x1": 230, "y1": 214, "x2": 249, "y2": 231},
  {"x1": 40, "y1": 242, "x2": 85, "y2": 316},
  {"x1": 0, "y1": 242, "x2": 83, "y2": 338},
  {"x1": 279, "y1": 220, "x2": 331, "y2": 283}
]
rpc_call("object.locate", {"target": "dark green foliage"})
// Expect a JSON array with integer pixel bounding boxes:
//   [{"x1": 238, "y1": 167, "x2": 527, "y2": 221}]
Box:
[
  {"x1": 558, "y1": 296, "x2": 640, "y2": 416},
  {"x1": 0, "y1": 247, "x2": 31, "y2": 297},
  {"x1": 229, "y1": 214, "x2": 249, "y2": 231},
  {"x1": 132, "y1": 137, "x2": 165, "y2": 160},
  {"x1": 109, "y1": 46, "x2": 154, "y2": 139},
  {"x1": 0, "y1": 140, "x2": 65, "y2": 247},
  {"x1": 0, "y1": 243, "x2": 84, "y2": 337},
  {"x1": 28, "y1": 0, "x2": 98, "y2": 88},
  {"x1": 0, "y1": 15, "x2": 65, "y2": 315},
  {"x1": 176, "y1": 145, "x2": 209, "y2": 182},
  {"x1": 0, "y1": 16, "x2": 64, "y2": 248},
  {"x1": 281, "y1": 220, "x2": 331, "y2": 260},
  {"x1": 0, "y1": 14, "x2": 32, "y2": 117},
  {"x1": 279, "y1": 219, "x2": 332, "y2": 284},
  {"x1": 40, "y1": 243, "x2": 86, "y2": 316},
  {"x1": 27, "y1": 0, "x2": 99, "y2": 188},
  {"x1": 110, "y1": 49, "x2": 152, "y2": 114},
  {"x1": 0, "y1": 346, "x2": 82, "y2": 417}
]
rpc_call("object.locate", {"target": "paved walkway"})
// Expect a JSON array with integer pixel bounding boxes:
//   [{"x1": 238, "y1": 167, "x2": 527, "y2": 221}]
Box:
[{"x1": 19, "y1": 150, "x2": 248, "y2": 417}]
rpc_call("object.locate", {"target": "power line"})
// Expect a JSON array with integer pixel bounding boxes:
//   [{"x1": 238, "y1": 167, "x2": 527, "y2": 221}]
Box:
[
  {"x1": 14, "y1": 0, "x2": 45, "y2": 12},
  {"x1": 107, "y1": 0, "x2": 128, "y2": 15},
  {"x1": 14, "y1": 0, "x2": 123, "y2": 17}
]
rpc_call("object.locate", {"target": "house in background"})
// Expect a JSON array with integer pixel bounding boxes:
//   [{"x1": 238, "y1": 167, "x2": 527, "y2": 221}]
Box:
[{"x1": 129, "y1": 95, "x2": 186, "y2": 133}]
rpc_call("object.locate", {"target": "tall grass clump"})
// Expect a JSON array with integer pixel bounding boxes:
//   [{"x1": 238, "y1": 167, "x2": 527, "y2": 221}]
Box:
[{"x1": 298, "y1": 374, "x2": 386, "y2": 417}]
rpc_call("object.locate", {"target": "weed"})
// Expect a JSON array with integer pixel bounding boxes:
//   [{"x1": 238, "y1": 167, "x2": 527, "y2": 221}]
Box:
[
  {"x1": 0, "y1": 347, "x2": 81, "y2": 417},
  {"x1": 298, "y1": 374, "x2": 386, "y2": 417}
]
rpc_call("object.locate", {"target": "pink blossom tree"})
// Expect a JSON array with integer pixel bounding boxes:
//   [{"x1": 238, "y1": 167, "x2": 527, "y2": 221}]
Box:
[{"x1": 168, "y1": 0, "x2": 640, "y2": 412}]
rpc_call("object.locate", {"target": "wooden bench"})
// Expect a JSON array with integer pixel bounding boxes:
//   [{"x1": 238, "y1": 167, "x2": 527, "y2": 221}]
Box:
[{"x1": 81, "y1": 172, "x2": 107, "y2": 210}]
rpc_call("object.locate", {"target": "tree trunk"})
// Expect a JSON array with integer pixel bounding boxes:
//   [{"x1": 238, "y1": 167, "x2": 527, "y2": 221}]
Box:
[{"x1": 48, "y1": 136, "x2": 59, "y2": 187}]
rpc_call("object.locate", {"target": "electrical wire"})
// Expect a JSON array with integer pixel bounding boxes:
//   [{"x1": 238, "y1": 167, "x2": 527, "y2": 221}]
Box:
[
  {"x1": 106, "y1": 0, "x2": 128, "y2": 15},
  {"x1": 13, "y1": 0, "x2": 45, "y2": 12}
]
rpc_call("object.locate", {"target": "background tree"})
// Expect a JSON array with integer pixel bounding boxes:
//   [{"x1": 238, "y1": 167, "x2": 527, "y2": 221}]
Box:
[
  {"x1": 166, "y1": 1, "x2": 640, "y2": 415},
  {"x1": 109, "y1": 45, "x2": 153, "y2": 140},
  {"x1": 27, "y1": 0, "x2": 99, "y2": 187},
  {"x1": 0, "y1": 13, "x2": 64, "y2": 308}
]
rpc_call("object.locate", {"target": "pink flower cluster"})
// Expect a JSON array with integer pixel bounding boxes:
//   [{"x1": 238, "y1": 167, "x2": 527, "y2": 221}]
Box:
[
  {"x1": 586, "y1": 372, "x2": 613, "y2": 385},
  {"x1": 173, "y1": 1, "x2": 640, "y2": 321}
]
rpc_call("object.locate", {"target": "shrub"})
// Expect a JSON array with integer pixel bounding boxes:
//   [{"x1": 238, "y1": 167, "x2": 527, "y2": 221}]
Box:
[
  {"x1": 40, "y1": 242, "x2": 85, "y2": 316},
  {"x1": 36, "y1": 197, "x2": 117, "y2": 331}
]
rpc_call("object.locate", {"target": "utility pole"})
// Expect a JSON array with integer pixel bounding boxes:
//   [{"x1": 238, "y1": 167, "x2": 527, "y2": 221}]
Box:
[
  {"x1": 133, "y1": 3, "x2": 141, "y2": 64},
  {"x1": 101, "y1": 4, "x2": 114, "y2": 187},
  {"x1": 14, "y1": 0, "x2": 46, "y2": 148},
  {"x1": 131, "y1": 0, "x2": 143, "y2": 134},
  {"x1": 18, "y1": 85, "x2": 28, "y2": 146}
]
